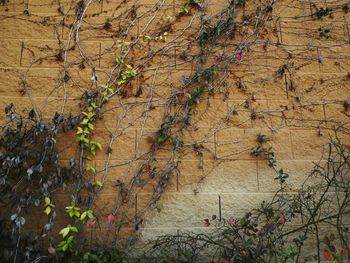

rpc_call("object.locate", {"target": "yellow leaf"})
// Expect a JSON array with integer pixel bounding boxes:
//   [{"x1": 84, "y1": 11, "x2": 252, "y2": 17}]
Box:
[{"x1": 44, "y1": 206, "x2": 51, "y2": 215}]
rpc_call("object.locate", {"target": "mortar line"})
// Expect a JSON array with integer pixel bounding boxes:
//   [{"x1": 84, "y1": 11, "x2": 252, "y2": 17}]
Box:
[
  {"x1": 135, "y1": 194, "x2": 138, "y2": 218},
  {"x1": 19, "y1": 41, "x2": 24, "y2": 67},
  {"x1": 308, "y1": 0, "x2": 313, "y2": 17},
  {"x1": 248, "y1": 98, "x2": 253, "y2": 127},
  {"x1": 284, "y1": 74, "x2": 289, "y2": 99},
  {"x1": 90, "y1": 228, "x2": 93, "y2": 248},
  {"x1": 289, "y1": 130, "x2": 295, "y2": 160},
  {"x1": 172, "y1": 0, "x2": 175, "y2": 16},
  {"x1": 25, "y1": 0, "x2": 29, "y2": 11},
  {"x1": 317, "y1": 47, "x2": 321, "y2": 72},
  {"x1": 98, "y1": 42, "x2": 102, "y2": 68},
  {"x1": 61, "y1": 20, "x2": 64, "y2": 36},
  {"x1": 218, "y1": 195, "x2": 222, "y2": 222},
  {"x1": 322, "y1": 103, "x2": 327, "y2": 127},
  {"x1": 177, "y1": 229, "x2": 180, "y2": 257},
  {"x1": 134, "y1": 129, "x2": 138, "y2": 159},
  {"x1": 256, "y1": 161, "x2": 260, "y2": 191},
  {"x1": 137, "y1": 17, "x2": 140, "y2": 36},
  {"x1": 278, "y1": 20, "x2": 283, "y2": 44},
  {"x1": 214, "y1": 131, "x2": 217, "y2": 158},
  {"x1": 176, "y1": 173, "x2": 179, "y2": 192}
]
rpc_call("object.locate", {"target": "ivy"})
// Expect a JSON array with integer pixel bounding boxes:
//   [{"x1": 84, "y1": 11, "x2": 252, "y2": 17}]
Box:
[
  {"x1": 0, "y1": 104, "x2": 77, "y2": 261},
  {"x1": 199, "y1": 6, "x2": 235, "y2": 48},
  {"x1": 57, "y1": 202, "x2": 95, "y2": 257},
  {"x1": 76, "y1": 102, "x2": 103, "y2": 157},
  {"x1": 43, "y1": 197, "x2": 55, "y2": 216},
  {"x1": 315, "y1": 7, "x2": 332, "y2": 19},
  {"x1": 187, "y1": 86, "x2": 206, "y2": 105}
]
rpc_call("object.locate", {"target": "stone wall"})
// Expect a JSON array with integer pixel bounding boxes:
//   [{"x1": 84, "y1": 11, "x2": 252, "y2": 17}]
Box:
[{"x1": 1, "y1": 0, "x2": 350, "y2": 260}]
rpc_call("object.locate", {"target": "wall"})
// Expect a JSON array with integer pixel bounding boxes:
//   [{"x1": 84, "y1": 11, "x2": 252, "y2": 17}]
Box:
[{"x1": 1, "y1": 0, "x2": 350, "y2": 260}]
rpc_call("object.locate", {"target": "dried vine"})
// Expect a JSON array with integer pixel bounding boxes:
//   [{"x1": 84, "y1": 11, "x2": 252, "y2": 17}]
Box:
[{"x1": 0, "y1": 0, "x2": 350, "y2": 262}]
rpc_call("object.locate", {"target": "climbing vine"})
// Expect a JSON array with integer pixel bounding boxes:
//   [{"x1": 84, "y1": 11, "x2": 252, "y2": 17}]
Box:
[{"x1": 0, "y1": 0, "x2": 350, "y2": 262}]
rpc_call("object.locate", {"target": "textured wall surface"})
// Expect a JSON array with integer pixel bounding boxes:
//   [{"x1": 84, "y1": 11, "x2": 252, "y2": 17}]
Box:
[{"x1": 1, "y1": 0, "x2": 350, "y2": 260}]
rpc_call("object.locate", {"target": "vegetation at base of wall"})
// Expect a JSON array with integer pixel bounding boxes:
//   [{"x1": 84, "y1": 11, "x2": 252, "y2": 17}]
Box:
[
  {"x1": 0, "y1": 104, "x2": 78, "y2": 261},
  {"x1": 144, "y1": 137, "x2": 350, "y2": 263},
  {"x1": 1, "y1": 103, "x2": 349, "y2": 262},
  {"x1": 0, "y1": 0, "x2": 349, "y2": 262}
]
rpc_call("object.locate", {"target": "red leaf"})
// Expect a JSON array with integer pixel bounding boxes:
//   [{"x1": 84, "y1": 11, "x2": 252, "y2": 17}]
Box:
[
  {"x1": 342, "y1": 246, "x2": 349, "y2": 254},
  {"x1": 48, "y1": 244, "x2": 56, "y2": 254},
  {"x1": 107, "y1": 214, "x2": 115, "y2": 224},
  {"x1": 176, "y1": 89, "x2": 189, "y2": 96},
  {"x1": 143, "y1": 165, "x2": 151, "y2": 173},
  {"x1": 146, "y1": 136, "x2": 155, "y2": 144},
  {"x1": 86, "y1": 218, "x2": 95, "y2": 226},
  {"x1": 278, "y1": 214, "x2": 285, "y2": 225},
  {"x1": 323, "y1": 249, "x2": 332, "y2": 261},
  {"x1": 203, "y1": 219, "x2": 210, "y2": 227},
  {"x1": 176, "y1": 90, "x2": 184, "y2": 95}
]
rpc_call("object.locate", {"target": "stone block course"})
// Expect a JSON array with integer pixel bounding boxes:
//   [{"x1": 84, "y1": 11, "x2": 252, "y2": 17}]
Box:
[
  {"x1": 138, "y1": 193, "x2": 219, "y2": 228},
  {"x1": 0, "y1": 40, "x2": 21, "y2": 67},
  {"x1": 0, "y1": 14, "x2": 61, "y2": 39}
]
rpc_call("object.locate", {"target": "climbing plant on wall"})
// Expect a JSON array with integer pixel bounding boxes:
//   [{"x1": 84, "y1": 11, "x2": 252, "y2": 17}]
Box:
[{"x1": 0, "y1": 0, "x2": 350, "y2": 262}]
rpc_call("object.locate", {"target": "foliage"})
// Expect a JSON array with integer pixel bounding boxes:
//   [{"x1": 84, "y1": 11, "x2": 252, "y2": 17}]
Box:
[
  {"x1": 145, "y1": 138, "x2": 350, "y2": 262},
  {"x1": 250, "y1": 133, "x2": 277, "y2": 168},
  {"x1": 318, "y1": 27, "x2": 330, "y2": 39},
  {"x1": 315, "y1": 7, "x2": 332, "y2": 19},
  {"x1": 199, "y1": 5, "x2": 235, "y2": 48},
  {"x1": 82, "y1": 248, "x2": 128, "y2": 263},
  {"x1": 56, "y1": 202, "x2": 95, "y2": 258},
  {"x1": 1, "y1": 0, "x2": 349, "y2": 262},
  {"x1": 177, "y1": 0, "x2": 203, "y2": 17},
  {"x1": 0, "y1": 104, "x2": 77, "y2": 262}
]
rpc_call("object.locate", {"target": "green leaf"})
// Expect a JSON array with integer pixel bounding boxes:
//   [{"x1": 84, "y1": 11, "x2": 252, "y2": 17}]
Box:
[
  {"x1": 80, "y1": 136, "x2": 89, "y2": 144},
  {"x1": 44, "y1": 197, "x2": 51, "y2": 206},
  {"x1": 73, "y1": 210, "x2": 80, "y2": 218},
  {"x1": 91, "y1": 148, "x2": 96, "y2": 156},
  {"x1": 62, "y1": 243, "x2": 68, "y2": 252},
  {"x1": 95, "y1": 142, "x2": 102, "y2": 150},
  {"x1": 69, "y1": 226, "x2": 78, "y2": 233},
  {"x1": 85, "y1": 164, "x2": 96, "y2": 173},
  {"x1": 80, "y1": 211, "x2": 88, "y2": 221},
  {"x1": 116, "y1": 55, "x2": 124, "y2": 64},
  {"x1": 87, "y1": 210, "x2": 93, "y2": 218},
  {"x1": 59, "y1": 227, "x2": 70, "y2": 238},
  {"x1": 76, "y1": 126, "x2": 83, "y2": 134},
  {"x1": 80, "y1": 210, "x2": 94, "y2": 221},
  {"x1": 178, "y1": 7, "x2": 189, "y2": 15},
  {"x1": 87, "y1": 111, "x2": 96, "y2": 119},
  {"x1": 94, "y1": 180, "x2": 103, "y2": 187},
  {"x1": 44, "y1": 206, "x2": 51, "y2": 215},
  {"x1": 118, "y1": 79, "x2": 125, "y2": 85},
  {"x1": 80, "y1": 118, "x2": 89, "y2": 125}
]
